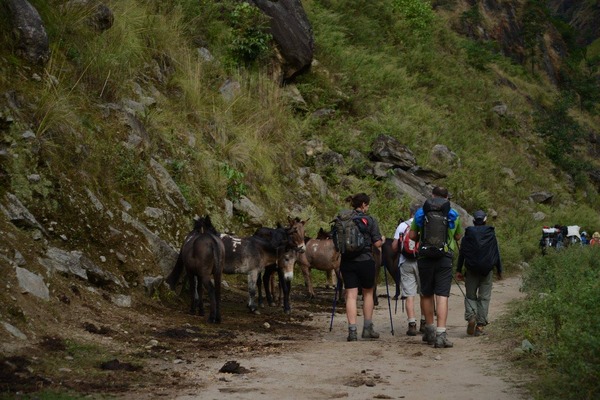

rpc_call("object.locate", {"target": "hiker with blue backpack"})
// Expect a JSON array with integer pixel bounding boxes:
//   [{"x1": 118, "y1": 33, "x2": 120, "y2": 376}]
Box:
[
  {"x1": 391, "y1": 202, "x2": 425, "y2": 336},
  {"x1": 333, "y1": 193, "x2": 383, "y2": 342},
  {"x1": 409, "y1": 186, "x2": 462, "y2": 348},
  {"x1": 456, "y1": 210, "x2": 503, "y2": 337}
]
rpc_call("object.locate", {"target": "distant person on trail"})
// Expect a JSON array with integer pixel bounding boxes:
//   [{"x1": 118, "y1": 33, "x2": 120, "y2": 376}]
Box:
[
  {"x1": 590, "y1": 232, "x2": 600, "y2": 247},
  {"x1": 409, "y1": 186, "x2": 462, "y2": 348},
  {"x1": 392, "y1": 202, "x2": 425, "y2": 336},
  {"x1": 338, "y1": 193, "x2": 383, "y2": 342},
  {"x1": 580, "y1": 231, "x2": 588, "y2": 245},
  {"x1": 456, "y1": 210, "x2": 503, "y2": 337}
]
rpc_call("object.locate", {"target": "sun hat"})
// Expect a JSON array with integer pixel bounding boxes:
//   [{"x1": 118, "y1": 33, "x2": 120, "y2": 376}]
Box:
[{"x1": 593, "y1": 232, "x2": 600, "y2": 239}]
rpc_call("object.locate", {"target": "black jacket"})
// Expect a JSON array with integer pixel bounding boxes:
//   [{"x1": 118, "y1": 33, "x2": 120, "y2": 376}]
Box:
[{"x1": 457, "y1": 225, "x2": 502, "y2": 276}]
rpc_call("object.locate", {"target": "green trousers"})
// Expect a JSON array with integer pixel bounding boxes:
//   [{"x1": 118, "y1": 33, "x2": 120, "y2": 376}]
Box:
[{"x1": 464, "y1": 269, "x2": 493, "y2": 325}]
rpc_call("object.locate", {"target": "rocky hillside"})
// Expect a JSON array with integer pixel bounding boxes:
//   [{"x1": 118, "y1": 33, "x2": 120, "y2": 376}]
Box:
[{"x1": 1, "y1": 0, "x2": 599, "y2": 381}]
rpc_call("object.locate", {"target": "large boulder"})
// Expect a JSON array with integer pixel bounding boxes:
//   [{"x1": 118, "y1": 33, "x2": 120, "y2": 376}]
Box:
[
  {"x1": 370, "y1": 134, "x2": 417, "y2": 170},
  {"x1": 6, "y1": 0, "x2": 49, "y2": 64},
  {"x1": 251, "y1": 0, "x2": 314, "y2": 82}
]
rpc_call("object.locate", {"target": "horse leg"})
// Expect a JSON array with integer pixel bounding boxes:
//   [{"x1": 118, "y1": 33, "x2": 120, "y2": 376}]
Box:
[
  {"x1": 277, "y1": 267, "x2": 291, "y2": 314},
  {"x1": 263, "y1": 266, "x2": 275, "y2": 307},
  {"x1": 203, "y1": 275, "x2": 216, "y2": 323},
  {"x1": 271, "y1": 272, "x2": 280, "y2": 306},
  {"x1": 300, "y1": 265, "x2": 315, "y2": 299},
  {"x1": 247, "y1": 270, "x2": 260, "y2": 314},
  {"x1": 214, "y1": 271, "x2": 222, "y2": 323},
  {"x1": 257, "y1": 272, "x2": 264, "y2": 308},
  {"x1": 197, "y1": 273, "x2": 205, "y2": 316},
  {"x1": 188, "y1": 274, "x2": 198, "y2": 315}
]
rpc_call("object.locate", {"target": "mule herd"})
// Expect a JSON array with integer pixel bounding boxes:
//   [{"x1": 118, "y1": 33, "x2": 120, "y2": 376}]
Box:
[{"x1": 166, "y1": 216, "x2": 402, "y2": 323}]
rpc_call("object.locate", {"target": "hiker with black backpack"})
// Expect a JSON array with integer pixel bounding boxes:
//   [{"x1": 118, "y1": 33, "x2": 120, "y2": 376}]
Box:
[
  {"x1": 456, "y1": 210, "x2": 503, "y2": 337},
  {"x1": 409, "y1": 186, "x2": 462, "y2": 348},
  {"x1": 333, "y1": 193, "x2": 383, "y2": 342},
  {"x1": 391, "y1": 202, "x2": 425, "y2": 336}
]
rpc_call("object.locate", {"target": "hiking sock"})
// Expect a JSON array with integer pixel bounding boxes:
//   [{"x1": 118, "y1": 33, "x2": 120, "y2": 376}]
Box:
[
  {"x1": 436, "y1": 327, "x2": 447, "y2": 335},
  {"x1": 348, "y1": 324, "x2": 357, "y2": 332},
  {"x1": 363, "y1": 320, "x2": 373, "y2": 329},
  {"x1": 408, "y1": 318, "x2": 416, "y2": 324}
]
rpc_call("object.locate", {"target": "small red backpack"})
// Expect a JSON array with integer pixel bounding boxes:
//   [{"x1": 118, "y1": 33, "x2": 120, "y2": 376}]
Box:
[{"x1": 401, "y1": 224, "x2": 419, "y2": 258}]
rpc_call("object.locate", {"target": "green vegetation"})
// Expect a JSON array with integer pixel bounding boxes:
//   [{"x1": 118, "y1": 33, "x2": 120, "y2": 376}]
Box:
[
  {"x1": 509, "y1": 246, "x2": 600, "y2": 399},
  {"x1": 1, "y1": 1, "x2": 600, "y2": 396}
]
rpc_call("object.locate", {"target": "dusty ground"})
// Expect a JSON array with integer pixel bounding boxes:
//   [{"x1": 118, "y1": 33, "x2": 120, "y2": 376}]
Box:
[{"x1": 1, "y1": 276, "x2": 531, "y2": 399}]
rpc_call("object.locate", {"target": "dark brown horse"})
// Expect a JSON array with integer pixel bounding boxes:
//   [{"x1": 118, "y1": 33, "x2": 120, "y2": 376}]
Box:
[
  {"x1": 221, "y1": 217, "x2": 306, "y2": 313},
  {"x1": 373, "y1": 238, "x2": 400, "y2": 306},
  {"x1": 166, "y1": 216, "x2": 224, "y2": 323}
]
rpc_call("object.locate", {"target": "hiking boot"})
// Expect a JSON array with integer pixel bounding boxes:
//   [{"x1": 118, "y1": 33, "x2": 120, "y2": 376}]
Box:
[
  {"x1": 434, "y1": 331, "x2": 454, "y2": 348},
  {"x1": 406, "y1": 322, "x2": 418, "y2": 336},
  {"x1": 419, "y1": 319, "x2": 426, "y2": 334},
  {"x1": 347, "y1": 329, "x2": 358, "y2": 342},
  {"x1": 422, "y1": 324, "x2": 436, "y2": 345},
  {"x1": 467, "y1": 316, "x2": 477, "y2": 336},
  {"x1": 474, "y1": 324, "x2": 486, "y2": 337},
  {"x1": 361, "y1": 325, "x2": 380, "y2": 339}
]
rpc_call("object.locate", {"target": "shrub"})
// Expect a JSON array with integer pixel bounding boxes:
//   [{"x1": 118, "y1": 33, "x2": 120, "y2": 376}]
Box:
[{"x1": 511, "y1": 247, "x2": 600, "y2": 399}]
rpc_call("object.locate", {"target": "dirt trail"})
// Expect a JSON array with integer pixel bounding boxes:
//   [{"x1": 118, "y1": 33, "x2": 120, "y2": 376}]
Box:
[{"x1": 130, "y1": 276, "x2": 531, "y2": 400}]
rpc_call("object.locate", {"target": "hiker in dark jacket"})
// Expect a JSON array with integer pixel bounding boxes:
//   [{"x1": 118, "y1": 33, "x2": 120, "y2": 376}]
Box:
[{"x1": 456, "y1": 210, "x2": 503, "y2": 337}]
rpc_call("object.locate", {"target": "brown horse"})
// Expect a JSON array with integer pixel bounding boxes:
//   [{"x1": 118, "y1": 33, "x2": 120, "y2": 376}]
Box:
[
  {"x1": 221, "y1": 217, "x2": 306, "y2": 313},
  {"x1": 166, "y1": 216, "x2": 224, "y2": 323},
  {"x1": 297, "y1": 228, "x2": 341, "y2": 299}
]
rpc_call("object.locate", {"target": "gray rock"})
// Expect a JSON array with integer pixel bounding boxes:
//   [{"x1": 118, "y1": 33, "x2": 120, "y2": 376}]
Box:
[
  {"x1": 2, "y1": 321, "x2": 27, "y2": 340},
  {"x1": 370, "y1": 134, "x2": 417, "y2": 169},
  {"x1": 111, "y1": 294, "x2": 131, "y2": 308},
  {"x1": 6, "y1": 0, "x2": 50, "y2": 64},
  {"x1": 121, "y1": 211, "x2": 178, "y2": 276},
  {"x1": 150, "y1": 158, "x2": 191, "y2": 211},
  {"x1": 533, "y1": 211, "x2": 546, "y2": 221},
  {"x1": 143, "y1": 276, "x2": 163, "y2": 297},
  {"x1": 530, "y1": 191, "x2": 554, "y2": 204},
  {"x1": 233, "y1": 196, "x2": 265, "y2": 225},
  {"x1": 197, "y1": 47, "x2": 214, "y2": 62},
  {"x1": 252, "y1": 0, "x2": 314, "y2": 81},
  {"x1": 85, "y1": 188, "x2": 104, "y2": 211},
  {"x1": 430, "y1": 144, "x2": 460, "y2": 167},
  {"x1": 1, "y1": 193, "x2": 47, "y2": 235},
  {"x1": 16, "y1": 267, "x2": 49, "y2": 300},
  {"x1": 219, "y1": 79, "x2": 241, "y2": 102}
]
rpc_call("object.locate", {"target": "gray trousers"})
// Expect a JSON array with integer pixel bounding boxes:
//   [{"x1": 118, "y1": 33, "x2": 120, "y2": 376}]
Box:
[{"x1": 464, "y1": 269, "x2": 493, "y2": 325}]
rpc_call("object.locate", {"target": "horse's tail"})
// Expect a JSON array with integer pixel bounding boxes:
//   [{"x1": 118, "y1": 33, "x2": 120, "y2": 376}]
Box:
[{"x1": 166, "y1": 252, "x2": 184, "y2": 290}]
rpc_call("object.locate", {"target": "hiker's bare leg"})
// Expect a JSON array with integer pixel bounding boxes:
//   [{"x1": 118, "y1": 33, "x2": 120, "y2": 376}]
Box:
[
  {"x1": 406, "y1": 295, "x2": 415, "y2": 319},
  {"x1": 436, "y1": 295, "x2": 449, "y2": 328},
  {"x1": 422, "y1": 294, "x2": 435, "y2": 325},
  {"x1": 345, "y1": 287, "x2": 358, "y2": 325},
  {"x1": 361, "y1": 287, "x2": 374, "y2": 321}
]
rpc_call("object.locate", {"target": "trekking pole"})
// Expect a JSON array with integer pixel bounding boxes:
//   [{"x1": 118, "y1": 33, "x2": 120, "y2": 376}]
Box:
[
  {"x1": 329, "y1": 272, "x2": 342, "y2": 332},
  {"x1": 452, "y1": 274, "x2": 478, "y2": 317},
  {"x1": 382, "y1": 264, "x2": 395, "y2": 335}
]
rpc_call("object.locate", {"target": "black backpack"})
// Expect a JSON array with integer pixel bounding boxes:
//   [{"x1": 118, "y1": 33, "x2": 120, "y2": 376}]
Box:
[
  {"x1": 418, "y1": 197, "x2": 451, "y2": 258},
  {"x1": 332, "y1": 209, "x2": 368, "y2": 256}
]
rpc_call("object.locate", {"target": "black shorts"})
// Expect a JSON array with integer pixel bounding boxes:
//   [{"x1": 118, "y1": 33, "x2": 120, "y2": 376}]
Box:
[
  {"x1": 340, "y1": 258, "x2": 376, "y2": 290},
  {"x1": 417, "y1": 255, "x2": 453, "y2": 297}
]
